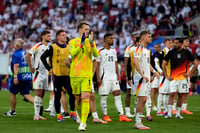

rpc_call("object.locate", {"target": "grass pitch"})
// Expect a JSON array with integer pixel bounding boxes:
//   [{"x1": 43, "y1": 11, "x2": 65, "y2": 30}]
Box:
[{"x1": 0, "y1": 91, "x2": 200, "y2": 133}]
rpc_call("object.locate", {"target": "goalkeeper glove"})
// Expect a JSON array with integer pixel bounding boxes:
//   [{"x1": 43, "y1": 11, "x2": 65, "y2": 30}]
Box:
[
  {"x1": 88, "y1": 30, "x2": 94, "y2": 45},
  {"x1": 81, "y1": 32, "x2": 86, "y2": 46}
]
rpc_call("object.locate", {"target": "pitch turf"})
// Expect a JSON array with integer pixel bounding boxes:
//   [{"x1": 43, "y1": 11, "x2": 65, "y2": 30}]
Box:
[{"x1": 0, "y1": 91, "x2": 200, "y2": 133}]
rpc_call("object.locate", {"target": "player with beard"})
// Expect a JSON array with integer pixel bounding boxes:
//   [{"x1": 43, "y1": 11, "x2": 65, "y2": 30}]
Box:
[{"x1": 26, "y1": 30, "x2": 51, "y2": 120}]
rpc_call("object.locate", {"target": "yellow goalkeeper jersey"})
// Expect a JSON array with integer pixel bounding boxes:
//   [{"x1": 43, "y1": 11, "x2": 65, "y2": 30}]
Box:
[{"x1": 69, "y1": 37, "x2": 98, "y2": 78}]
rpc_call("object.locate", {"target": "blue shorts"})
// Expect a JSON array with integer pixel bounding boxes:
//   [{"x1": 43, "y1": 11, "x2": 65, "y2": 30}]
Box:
[{"x1": 10, "y1": 80, "x2": 32, "y2": 95}]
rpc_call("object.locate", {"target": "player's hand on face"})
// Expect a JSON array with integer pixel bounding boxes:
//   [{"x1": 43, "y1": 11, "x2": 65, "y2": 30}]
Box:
[{"x1": 81, "y1": 32, "x2": 86, "y2": 46}]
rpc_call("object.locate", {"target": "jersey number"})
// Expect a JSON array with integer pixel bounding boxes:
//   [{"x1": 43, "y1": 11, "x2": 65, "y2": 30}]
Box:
[{"x1": 108, "y1": 56, "x2": 114, "y2": 62}]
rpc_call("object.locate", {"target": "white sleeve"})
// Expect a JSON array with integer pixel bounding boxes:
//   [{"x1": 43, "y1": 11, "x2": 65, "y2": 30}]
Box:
[
  {"x1": 134, "y1": 48, "x2": 142, "y2": 60},
  {"x1": 114, "y1": 50, "x2": 117, "y2": 61},
  {"x1": 154, "y1": 57, "x2": 163, "y2": 73},
  {"x1": 96, "y1": 52, "x2": 101, "y2": 62}
]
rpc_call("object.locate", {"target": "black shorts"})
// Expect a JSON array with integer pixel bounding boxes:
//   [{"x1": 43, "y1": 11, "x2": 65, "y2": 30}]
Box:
[{"x1": 53, "y1": 76, "x2": 72, "y2": 92}]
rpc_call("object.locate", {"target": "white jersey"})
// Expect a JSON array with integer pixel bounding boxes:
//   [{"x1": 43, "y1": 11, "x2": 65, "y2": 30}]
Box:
[
  {"x1": 97, "y1": 48, "x2": 118, "y2": 81},
  {"x1": 124, "y1": 45, "x2": 132, "y2": 58},
  {"x1": 129, "y1": 46, "x2": 141, "y2": 80},
  {"x1": 134, "y1": 46, "x2": 151, "y2": 81},
  {"x1": 28, "y1": 42, "x2": 48, "y2": 74}
]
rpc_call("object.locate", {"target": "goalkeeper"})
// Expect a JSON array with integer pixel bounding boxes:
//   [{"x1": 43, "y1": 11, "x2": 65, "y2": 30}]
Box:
[{"x1": 69, "y1": 21, "x2": 98, "y2": 131}]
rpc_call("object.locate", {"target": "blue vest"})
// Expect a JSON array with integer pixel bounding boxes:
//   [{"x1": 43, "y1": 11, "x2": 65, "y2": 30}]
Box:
[{"x1": 11, "y1": 48, "x2": 32, "y2": 81}]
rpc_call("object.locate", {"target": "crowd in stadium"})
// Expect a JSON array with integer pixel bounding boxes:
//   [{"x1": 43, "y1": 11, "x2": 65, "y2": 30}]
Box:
[{"x1": 0, "y1": 0, "x2": 200, "y2": 56}]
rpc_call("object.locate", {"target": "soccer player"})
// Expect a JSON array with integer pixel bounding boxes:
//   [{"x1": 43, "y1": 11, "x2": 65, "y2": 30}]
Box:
[
  {"x1": 41, "y1": 29, "x2": 76, "y2": 122},
  {"x1": 181, "y1": 37, "x2": 193, "y2": 115},
  {"x1": 157, "y1": 39, "x2": 173, "y2": 116},
  {"x1": 26, "y1": 30, "x2": 51, "y2": 120},
  {"x1": 162, "y1": 38, "x2": 198, "y2": 119},
  {"x1": 69, "y1": 21, "x2": 98, "y2": 131},
  {"x1": 4, "y1": 38, "x2": 34, "y2": 116},
  {"x1": 96, "y1": 33, "x2": 132, "y2": 123},
  {"x1": 65, "y1": 56, "x2": 107, "y2": 124},
  {"x1": 133, "y1": 31, "x2": 159, "y2": 129},
  {"x1": 151, "y1": 44, "x2": 162, "y2": 112},
  {"x1": 124, "y1": 31, "x2": 139, "y2": 117}
]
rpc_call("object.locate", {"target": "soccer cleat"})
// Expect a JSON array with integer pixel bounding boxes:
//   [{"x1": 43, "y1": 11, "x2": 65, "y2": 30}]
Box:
[
  {"x1": 181, "y1": 109, "x2": 193, "y2": 115},
  {"x1": 145, "y1": 116, "x2": 153, "y2": 121},
  {"x1": 3, "y1": 111, "x2": 16, "y2": 117},
  {"x1": 93, "y1": 118, "x2": 108, "y2": 124},
  {"x1": 104, "y1": 115, "x2": 112, "y2": 122},
  {"x1": 172, "y1": 109, "x2": 177, "y2": 114},
  {"x1": 57, "y1": 114, "x2": 64, "y2": 122},
  {"x1": 152, "y1": 106, "x2": 158, "y2": 111},
  {"x1": 176, "y1": 115, "x2": 184, "y2": 119},
  {"x1": 134, "y1": 123, "x2": 150, "y2": 130},
  {"x1": 50, "y1": 112, "x2": 56, "y2": 117},
  {"x1": 156, "y1": 111, "x2": 165, "y2": 116},
  {"x1": 126, "y1": 113, "x2": 135, "y2": 118},
  {"x1": 70, "y1": 112, "x2": 77, "y2": 121},
  {"x1": 33, "y1": 115, "x2": 40, "y2": 121},
  {"x1": 78, "y1": 123, "x2": 87, "y2": 131},
  {"x1": 44, "y1": 107, "x2": 51, "y2": 112},
  {"x1": 119, "y1": 115, "x2": 132, "y2": 122},
  {"x1": 164, "y1": 115, "x2": 172, "y2": 119},
  {"x1": 62, "y1": 112, "x2": 70, "y2": 118},
  {"x1": 39, "y1": 116, "x2": 47, "y2": 120}
]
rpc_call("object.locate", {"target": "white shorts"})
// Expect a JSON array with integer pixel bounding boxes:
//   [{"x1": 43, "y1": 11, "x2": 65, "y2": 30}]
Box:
[
  {"x1": 99, "y1": 80, "x2": 120, "y2": 95},
  {"x1": 151, "y1": 76, "x2": 159, "y2": 88},
  {"x1": 33, "y1": 71, "x2": 48, "y2": 90},
  {"x1": 169, "y1": 79, "x2": 189, "y2": 93},
  {"x1": 159, "y1": 76, "x2": 169, "y2": 94},
  {"x1": 135, "y1": 78, "x2": 151, "y2": 97}
]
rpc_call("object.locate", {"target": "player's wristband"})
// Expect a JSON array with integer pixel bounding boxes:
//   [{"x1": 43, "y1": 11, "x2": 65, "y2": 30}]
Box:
[
  {"x1": 79, "y1": 44, "x2": 83, "y2": 48},
  {"x1": 14, "y1": 75, "x2": 17, "y2": 78}
]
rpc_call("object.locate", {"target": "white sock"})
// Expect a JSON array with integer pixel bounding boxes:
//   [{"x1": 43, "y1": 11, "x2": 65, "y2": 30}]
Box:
[
  {"x1": 181, "y1": 103, "x2": 187, "y2": 110},
  {"x1": 60, "y1": 100, "x2": 64, "y2": 113},
  {"x1": 157, "y1": 94, "x2": 163, "y2": 112},
  {"x1": 76, "y1": 111, "x2": 80, "y2": 119},
  {"x1": 135, "y1": 113, "x2": 142, "y2": 124},
  {"x1": 34, "y1": 96, "x2": 42, "y2": 116},
  {"x1": 125, "y1": 107, "x2": 130, "y2": 115},
  {"x1": 163, "y1": 94, "x2": 169, "y2": 112},
  {"x1": 114, "y1": 95, "x2": 124, "y2": 116},
  {"x1": 134, "y1": 95, "x2": 137, "y2": 114},
  {"x1": 176, "y1": 107, "x2": 181, "y2": 116},
  {"x1": 49, "y1": 99, "x2": 53, "y2": 109},
  {"x1": 168, "y1": 105, "x2": 172, "y2": 117},
  {"x1": 172, "y1": 100, "x2": 177, "y2": 110},
  {"x1": 50, "y1": 96, "x2": 55, "y2": 114},
  {"x1": 146, "y1": 95, "x2": 151, "y2": 116},
  {"x1": 100, "y1": 95, "x2": 108, "y2": 116},
  {"x1": 92, "y1": 112, "x2": 99, "y2": 119}
]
